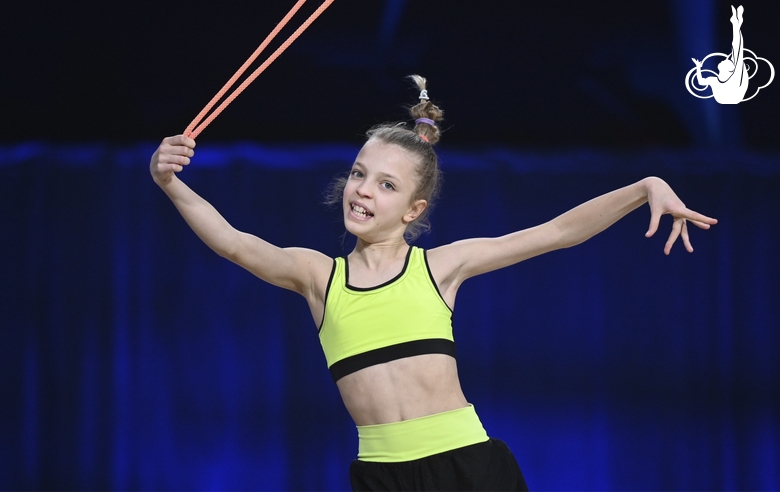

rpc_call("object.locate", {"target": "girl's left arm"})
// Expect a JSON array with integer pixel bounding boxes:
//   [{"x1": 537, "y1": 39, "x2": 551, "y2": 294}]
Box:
[{"x1": 429, "y1": 177, "x2": 717, "y2": 289}]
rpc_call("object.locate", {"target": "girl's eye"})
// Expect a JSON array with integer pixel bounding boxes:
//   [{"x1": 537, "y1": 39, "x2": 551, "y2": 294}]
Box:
[
  {"x1": 350, "y1": 170, "x2": 363, "y2": 178},
  {"x1": 382, "y1": 182, "x2": 395, "y2": 190}
]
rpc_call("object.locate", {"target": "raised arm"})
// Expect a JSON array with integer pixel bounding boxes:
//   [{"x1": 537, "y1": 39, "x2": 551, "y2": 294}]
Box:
[
  {"x1": 428, "y1": 177, "x2": 717, "y2": 299},
  {"x1": 150, "y1": 135, "x2": 332, "y2": 298}
]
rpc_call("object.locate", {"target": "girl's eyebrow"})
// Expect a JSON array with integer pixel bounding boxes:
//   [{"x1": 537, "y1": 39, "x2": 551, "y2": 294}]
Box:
[
  {"x1": 377, "y1": 171, "x2": 399, "y2": 181},
  {"x1": 353, "y1": 161, "x2": 399, "y2": 182}
]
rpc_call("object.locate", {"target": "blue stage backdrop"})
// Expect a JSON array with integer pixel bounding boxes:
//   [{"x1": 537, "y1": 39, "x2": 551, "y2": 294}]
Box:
[{"x1": 1, "y1": 143, "x2": 778, "y2": 491}]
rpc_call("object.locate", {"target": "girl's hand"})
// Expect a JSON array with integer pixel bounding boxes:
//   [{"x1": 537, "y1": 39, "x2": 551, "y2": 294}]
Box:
[
  {"x1": 150, "y1": 135, "x2": 196, "y2": 185},
  {"x1": 643, "y1": 177, "x2": 718, "y2": 255}
]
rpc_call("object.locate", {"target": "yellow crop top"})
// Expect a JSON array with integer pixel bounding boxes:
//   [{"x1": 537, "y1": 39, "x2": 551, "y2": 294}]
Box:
[{"x1": 319, "y1": 246, "x2": 456, "y2": 382}]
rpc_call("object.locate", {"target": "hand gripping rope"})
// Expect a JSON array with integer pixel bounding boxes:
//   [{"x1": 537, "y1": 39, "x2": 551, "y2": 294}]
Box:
[{"x1": 184, "y1": 0, "x2": 335, "y2": 139}]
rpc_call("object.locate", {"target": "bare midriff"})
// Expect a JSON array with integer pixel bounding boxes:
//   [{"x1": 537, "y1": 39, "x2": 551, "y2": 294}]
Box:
[{"x1": 336, "y1": 353, "x2": 468, "y2": 426}]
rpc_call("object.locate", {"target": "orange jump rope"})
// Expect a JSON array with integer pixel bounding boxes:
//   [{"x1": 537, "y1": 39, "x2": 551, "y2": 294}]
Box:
[{"x1": 184, "y1": 0, "x2": 335, "y2": 139}]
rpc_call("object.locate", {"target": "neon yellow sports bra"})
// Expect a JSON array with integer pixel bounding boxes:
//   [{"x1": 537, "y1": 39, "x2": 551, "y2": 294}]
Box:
[{"x1": 319, "y1": 246, "x2": 456, "y2": 382}]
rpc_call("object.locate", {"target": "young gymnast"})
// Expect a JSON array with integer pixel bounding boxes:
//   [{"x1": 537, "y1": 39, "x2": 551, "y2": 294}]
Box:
[{"x1": 150, "y1": 75, "x2": 717, "y2": 490}]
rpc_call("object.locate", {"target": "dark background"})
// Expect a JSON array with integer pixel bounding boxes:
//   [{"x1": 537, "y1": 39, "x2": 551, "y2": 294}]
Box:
[
  {"x1": 1, "y1": 1, "x2": 778, "y2": 490},
  {"x1": 2, "y1": 0, "x2": 778, "y2": 148}
]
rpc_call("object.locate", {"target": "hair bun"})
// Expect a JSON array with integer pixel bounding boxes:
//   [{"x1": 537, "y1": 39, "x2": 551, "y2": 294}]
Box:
[{"x1": 407, "y1": 75, "x2": 444, "y2": 145}]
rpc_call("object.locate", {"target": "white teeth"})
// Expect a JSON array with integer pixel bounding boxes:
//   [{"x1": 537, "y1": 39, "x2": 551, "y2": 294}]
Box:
[{"x1": 351, "y1": 204, "x2": 371, "y2": 218}]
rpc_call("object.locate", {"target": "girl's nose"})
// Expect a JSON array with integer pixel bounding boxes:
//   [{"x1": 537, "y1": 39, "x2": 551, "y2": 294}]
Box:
[{"x1": 356, "y1": 181, "x2": 372, "y2": 198}]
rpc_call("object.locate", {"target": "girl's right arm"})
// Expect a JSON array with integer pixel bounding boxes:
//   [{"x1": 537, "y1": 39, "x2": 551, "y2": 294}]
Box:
[{"x1": 150, "y1": 135, "x2": 332, "y2": 298}]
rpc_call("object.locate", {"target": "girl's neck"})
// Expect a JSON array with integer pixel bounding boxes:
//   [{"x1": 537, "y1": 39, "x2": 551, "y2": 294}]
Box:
[{"x1": 350, "y1": 238, "x2": 409, "y2": 272}]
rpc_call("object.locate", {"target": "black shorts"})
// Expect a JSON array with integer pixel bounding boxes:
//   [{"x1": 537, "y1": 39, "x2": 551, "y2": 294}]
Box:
[{"x1": 349, "y1": 438, "x2": 528, "y2": 491}]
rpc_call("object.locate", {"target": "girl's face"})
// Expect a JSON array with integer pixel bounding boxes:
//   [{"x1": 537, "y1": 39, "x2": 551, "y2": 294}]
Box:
[{"x1": 343, "y1": 139, "x2": 427, "y2": 243}]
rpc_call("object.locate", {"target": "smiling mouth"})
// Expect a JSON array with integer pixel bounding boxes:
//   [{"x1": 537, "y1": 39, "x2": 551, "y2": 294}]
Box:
[{"x1": 351, "y1": 204, "x2": 374, "y2": 219}]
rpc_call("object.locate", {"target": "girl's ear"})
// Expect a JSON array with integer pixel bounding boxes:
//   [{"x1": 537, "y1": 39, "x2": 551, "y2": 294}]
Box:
[{"x1": 403, "y1": 199, "x2": 428, "y2": 224}]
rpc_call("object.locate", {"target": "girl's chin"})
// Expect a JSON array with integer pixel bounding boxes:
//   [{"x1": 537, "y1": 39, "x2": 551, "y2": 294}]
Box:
[{"x1": 343, "y1": 219, "x2": 364, "y2": 235}]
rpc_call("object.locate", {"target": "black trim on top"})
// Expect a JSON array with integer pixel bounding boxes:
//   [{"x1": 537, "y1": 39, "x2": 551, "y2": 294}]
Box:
[
  {"x1": 344, "y1": 246, "x2": 413, "y2": 291},
  {"x1": 317, "y1": 259, "x2": 338, "y2": 331},
  {"x1": 423, "y1": 249, "x2": 454, "y2": 314},
  {"x1": 328, "y1": 338, "x2": 457, "y2": 382}
]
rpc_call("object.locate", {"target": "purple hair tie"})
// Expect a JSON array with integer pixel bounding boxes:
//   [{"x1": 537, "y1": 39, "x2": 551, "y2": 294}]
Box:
[{"x1": 415, "y1": 118, "x2": 436, "y2": 126}]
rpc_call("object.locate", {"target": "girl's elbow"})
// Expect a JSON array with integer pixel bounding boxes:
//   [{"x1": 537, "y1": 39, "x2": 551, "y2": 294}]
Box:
[
  {"x1": 217, "y1": 246, "x2": 235, "y2": 261},
  {"x1": 546, "y1": 221, "x2": 577, "y2": 250},
  {"x1": 556, "y1": 234, "x2": 580, "y2": 250},
  {"x1": 215, "y1": 233, "x2": 243, "y2": 261}
]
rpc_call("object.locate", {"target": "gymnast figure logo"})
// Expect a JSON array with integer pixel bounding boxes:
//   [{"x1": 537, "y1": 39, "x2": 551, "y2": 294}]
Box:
[{"x1": 685, "y1": 5, "x2": 774, "y2": 104}]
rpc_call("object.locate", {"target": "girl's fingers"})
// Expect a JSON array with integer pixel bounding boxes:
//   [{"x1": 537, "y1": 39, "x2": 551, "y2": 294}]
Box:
[
  {"x1": 664, "y1": 219, "x2": 683, "y2": 255},
  {"x1": 165, "y1": 134, "x2": 196, "y2": 149},
  {"x1": 159, "y1": 153, "x2": 190, "y2": 166},
  {"x1": 646, "y1": 211, "x2": 661, "y2": 237},
  {"x1": 181, "y1": 135, "x2": 196, "y2": 148},
  {"x1": 159, "y1": 163, "x2": 184, "y2": 173},
  {"x1": 680, "y1": 209, "x2": 717, "y2": 225},
  {"x1": 689, "y1": 218, "x2": 714, "y2": 229},
  {"x1": 171, "y1": 155, "x2": 191, "y2": 166},
  {"x1": 172, "y1": 145, "x2": 195, "y2": 157},
  {"x1": 160, "y1": 145, "x2": 194, "y2": 158},
  {"x1": 681, "y1": 221, "x2": 694, "y2": 253}
]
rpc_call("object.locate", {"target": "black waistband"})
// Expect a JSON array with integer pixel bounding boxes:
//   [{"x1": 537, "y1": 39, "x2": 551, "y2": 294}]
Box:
[{"x1": 329, "y1": 338, "x2": 457, "y2": 382}]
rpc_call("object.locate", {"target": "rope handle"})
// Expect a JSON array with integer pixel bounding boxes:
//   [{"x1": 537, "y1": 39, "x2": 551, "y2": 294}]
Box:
[{"x1": 184, "y1": 0, "x2": 335, "y2": 139}]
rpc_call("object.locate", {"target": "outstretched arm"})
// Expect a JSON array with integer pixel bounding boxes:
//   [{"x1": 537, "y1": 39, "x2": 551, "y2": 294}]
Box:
[
  {"x1": 150, "y1": 135, "x2": 331, "y2": 296},
  {"x1": 429, "y1": 177, "x2": 717, "y2": 292}
]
